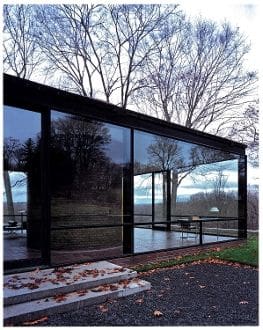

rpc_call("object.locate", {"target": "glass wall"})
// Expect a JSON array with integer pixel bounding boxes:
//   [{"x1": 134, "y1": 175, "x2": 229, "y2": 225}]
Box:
[
  {"x1": 134, "y1": 130, "x2": 239, "y2": 253},
  {"x1": 3, "y1": 106, "x2": 42, "y2": 263},
  {"x1": 50, "y1": 111, "x2": 130, "y2": 264},
  {"x1": 134, "y1": 173, "x2": 152, "y2": 226}
]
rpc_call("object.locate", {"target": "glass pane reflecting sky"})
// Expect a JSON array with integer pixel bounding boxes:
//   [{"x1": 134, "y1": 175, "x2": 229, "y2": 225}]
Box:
[{"x1": 4, "y1": 106, "x2": 41, "y2": 142}]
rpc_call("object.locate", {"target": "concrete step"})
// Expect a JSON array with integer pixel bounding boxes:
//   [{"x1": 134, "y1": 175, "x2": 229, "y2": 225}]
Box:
[
  {"x1": 4, "y1": 278, "x2": 151, "y2": 325},
  {"x1": 4, "y1": 261, "x2": 137, "y2": 306},
  {"x1": 4, "y1": 261, "x2": 151, "y2": 325}
]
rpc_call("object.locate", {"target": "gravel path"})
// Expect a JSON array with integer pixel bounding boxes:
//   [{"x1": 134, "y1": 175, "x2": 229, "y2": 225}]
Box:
[{"x1": 27, "y1": 262, "x2": 258, "y2": 326}]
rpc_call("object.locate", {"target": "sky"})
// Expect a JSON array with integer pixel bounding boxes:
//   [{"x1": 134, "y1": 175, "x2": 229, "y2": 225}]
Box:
[
  {"x1": 176, "y1": 0, "x2": 261, "y2": 71},
  {"x1": 134, "y1": 159, "x2": 239, "y2": 204}
]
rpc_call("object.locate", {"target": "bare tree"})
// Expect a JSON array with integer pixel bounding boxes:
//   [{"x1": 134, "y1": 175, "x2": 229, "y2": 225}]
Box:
[
  {"x1": 247, "y1": 185, "x2": 258, "y2": 230},
  {"x1": 3, "y1": 138, "x2": 21, "y2": 222},
  {"x1": 3, "y1": 5, "x2": 43, "y2": 79},
  {"x1": 105, "y1": 5, "x2": 179, "y2": 108},
  {"x1": 132, "y1": 14, "x2": 188, "y2": 120},
  {"x1": 229, "y1": 101, "x2": 259, "y2": 167},
  {"x1": 138, "y1": 19, "x2": 257, "y2": 125},
  {"x1": 33, "y1": 4, "x2": 179, "y2": 106},
  {"x1": 147, "y1": 136, "x2": 202, "y2": 215},
  {"x1": 178, "y1": 21, "x2": 257, "y2": 131},
  {"x1": 136, "y1": 18, "x2": 257, "y2": 164},
  {"x1": 4, "y1": 5, "x2": 258, "y2": 166}
]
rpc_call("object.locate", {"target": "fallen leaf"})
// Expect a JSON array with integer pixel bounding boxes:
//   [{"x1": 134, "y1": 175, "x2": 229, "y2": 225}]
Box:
[
  {"x1": 153, "y1": 310, "x2": 163, "y2": 317},
  {"x1": 77, "y1": 289, "x2": 88, "y2": 297},
  {"x1": 22, "y1": 316, "x2": 48, "y2": 325},
  {"x1": 135, "y1": 298, "x2": 144, "y2": 304},
  {"x1": 27, "y1": 283, "x2": 40, "y2": 290},
  {"x1": 239, "y1": 300, "x2": 249, "y2": 305},
  {"x1": 91, "y1": 286, "x2": 105, "y2": 292},
  {"x1": 99, "y1": 304, "x2": 109, "y2": 313},
  {"x1": 54, "y1": 294, "x2": 67, "y2": 303},
  {"x1": 119, "y1": 279, "x2": 130, "y2": 288},
  {"x1": 109, "y1": 284, "x2": 118, "y2": 291}
]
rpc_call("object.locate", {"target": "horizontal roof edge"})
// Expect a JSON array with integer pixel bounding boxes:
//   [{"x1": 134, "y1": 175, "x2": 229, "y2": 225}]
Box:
[{"x1": 3, "y1": 74, "x2": 247, "y2": 151}]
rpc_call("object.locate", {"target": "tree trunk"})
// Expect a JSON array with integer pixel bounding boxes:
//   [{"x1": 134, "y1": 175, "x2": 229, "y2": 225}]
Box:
[
  {"x1": 3, "y1": 170, "x2": 15, "y2": 222},
  {"x1": 171, "y1": 171, "x2": 179, "y2": 216}
]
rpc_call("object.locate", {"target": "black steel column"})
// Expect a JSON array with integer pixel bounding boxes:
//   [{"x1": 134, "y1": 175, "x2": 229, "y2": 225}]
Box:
[
  {"x1": 41, "y1": 108, "x2": 51, "y2": 264},
  {"x1": 152, "y1": 172, "x2": 155, "y2": 228},
  {"x1": 238, "y1": 155, "x2": 247, "y2": 239},
  {"x1": 123, "y1": 129, "x2": 134, "y2": 254},
  {"x1": 199, "y1": 221, "x2": 203, "y2": 245},
  {"x1": 166, "y1": 170, "x2": 171, "y2": 231}
]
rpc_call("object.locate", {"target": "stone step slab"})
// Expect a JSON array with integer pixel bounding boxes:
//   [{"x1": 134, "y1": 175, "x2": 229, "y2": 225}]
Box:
[
  {"x1": 4, "y1": 278, "x2": 151, "y2": 325},
  {"x1": 4, "y1": 261, "x2": 137, "y2": 306}
]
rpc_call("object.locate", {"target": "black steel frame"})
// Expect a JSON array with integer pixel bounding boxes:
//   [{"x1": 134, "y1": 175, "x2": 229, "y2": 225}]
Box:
[
  {"x1": 3, "y1": 74, "x2": 248, "y2": 270},
  {"x1": 135, "y1": 170, "x2": 172, "y2": 231}
]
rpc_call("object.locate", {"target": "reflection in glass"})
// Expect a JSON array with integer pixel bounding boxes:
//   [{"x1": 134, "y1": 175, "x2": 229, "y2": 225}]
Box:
[
  {"x1": 3, "y1": 106, "x2": 41, "y2": 262},
  {"x1": 134, "y1": 130, "x2": 239, "y2": 252},
  {"x1": 154, "y1": 172, "x2": 167, "y2": 223},
  {"x1": 50, "y1": 111, "x2": 130, "y2": 263},
  {"x1": 176, "y1": 159, "x2": 239, "y2": 218}
]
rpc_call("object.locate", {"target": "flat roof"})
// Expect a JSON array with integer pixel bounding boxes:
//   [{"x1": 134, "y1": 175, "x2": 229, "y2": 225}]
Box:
[{"x1": 4, "y1": 74, "x2": 246, "y2": 155}]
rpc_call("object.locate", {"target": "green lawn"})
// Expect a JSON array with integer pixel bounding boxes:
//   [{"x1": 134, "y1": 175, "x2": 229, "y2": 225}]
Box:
[
  {"x1": 215, "y1": 235, "x2": 258, "y2": 267},
  {"x1": 134, "y1": 236, "x2": 258, "y2": 272}
]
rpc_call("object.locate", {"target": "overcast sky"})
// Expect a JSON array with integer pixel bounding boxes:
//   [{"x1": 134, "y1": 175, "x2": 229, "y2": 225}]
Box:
[{"x1": 176, "y1": 0, "x2": 260, "y2": 71}]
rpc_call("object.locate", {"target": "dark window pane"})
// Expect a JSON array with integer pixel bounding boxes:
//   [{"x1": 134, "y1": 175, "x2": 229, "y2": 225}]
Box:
[
  {"x1": 50, "y1": 111, "x2": 130, "y2": 263},
  {"x1": 3, "y1": 106, "x2": 41, "y2": 262}
]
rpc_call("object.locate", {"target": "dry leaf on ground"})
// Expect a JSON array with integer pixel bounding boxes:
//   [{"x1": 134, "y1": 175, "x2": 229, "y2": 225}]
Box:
[
  {"x1": 54, "y1": 294, "x2": 67, "y2": 303},
  {"x1": 239, "y1": 300, "x2": 249, "y2": 304},
  {"x1": 22, "y1": 316, "x2": 48, "y2": 325},
  {"x1": 153, "y1": 310, "x2": 163, "y2": 317},
  {"x1": 99, "y1": 304, "x2": 109, "y2": 313}
]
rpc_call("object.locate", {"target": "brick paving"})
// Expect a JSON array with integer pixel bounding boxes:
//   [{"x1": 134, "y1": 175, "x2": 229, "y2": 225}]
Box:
[{"x1": 110, "y1": 240, "x2": 245, "y2": 268}]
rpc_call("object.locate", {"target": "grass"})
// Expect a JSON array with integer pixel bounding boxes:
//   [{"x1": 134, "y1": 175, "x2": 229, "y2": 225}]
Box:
[
  {"x1": 134, "y1": 236, "x2": 258, "y2": 273},
  {"x1": 215, "y1": 235, "x2": 258, "y2": 267}
]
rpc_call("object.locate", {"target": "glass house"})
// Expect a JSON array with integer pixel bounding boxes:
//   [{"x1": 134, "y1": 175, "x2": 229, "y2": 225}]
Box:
[{"x1": 3, "y1": 74, "x2": 247, "y2": 272}]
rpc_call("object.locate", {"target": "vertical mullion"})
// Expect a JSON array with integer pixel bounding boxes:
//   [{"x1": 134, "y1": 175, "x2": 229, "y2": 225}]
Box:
[
  {"x1": 41, "y1": 108, "x2": 51, "y2": 264},
  {"x1": 238, "y1": 155, "x2": 247, "y2": 239},
  {"x1": 167, "y1": 170, "x2": 171, "y2": 231},
  {"x1": 152, "y1": 172, "x2": 155, "y2": 228},
  {"x1": 123, "y1": 128, "x2": 134, "y2": 254}
]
